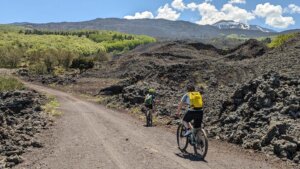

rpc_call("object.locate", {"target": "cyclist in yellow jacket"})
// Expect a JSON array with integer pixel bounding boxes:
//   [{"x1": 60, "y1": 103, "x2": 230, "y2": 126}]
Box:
[{"x1": 176, "y1": 84, "x2": 203, "y2": 136}]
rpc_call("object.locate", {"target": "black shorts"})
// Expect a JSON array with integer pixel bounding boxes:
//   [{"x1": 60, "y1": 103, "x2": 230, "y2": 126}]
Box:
[
  {"x1": 183, "y1": 109, "x2": 203, "y2": 128},
  {"x1": 145, "y1": 104, "x2": 153, "y2": 109}
]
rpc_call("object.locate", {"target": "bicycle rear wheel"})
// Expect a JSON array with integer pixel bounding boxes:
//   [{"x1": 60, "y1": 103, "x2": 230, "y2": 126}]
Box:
[
  {"x1": 193, "y1": 128, "x2": 208, "y2": 159},
  {"x1": 177, "y1": 124, "x2": 188, "y2": 151},
  {"x1": 146, "y1": 111, "x2": 150, "y2": 127},
  {"x1": 149, "y1": 112, "x2": 153, "y2": 126}
]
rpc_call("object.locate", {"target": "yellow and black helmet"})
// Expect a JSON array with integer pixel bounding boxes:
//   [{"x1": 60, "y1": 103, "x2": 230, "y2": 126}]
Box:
[{"x1": 148, "y1": 88, "x2": 156, "y2": 94}]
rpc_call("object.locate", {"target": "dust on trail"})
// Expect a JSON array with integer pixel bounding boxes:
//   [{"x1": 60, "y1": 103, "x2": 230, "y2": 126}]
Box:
[{"x1": 15, "y1": 83, "x2": 292, "y2": 169}]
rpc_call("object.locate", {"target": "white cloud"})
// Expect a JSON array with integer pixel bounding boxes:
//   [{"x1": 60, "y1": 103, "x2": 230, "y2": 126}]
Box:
[
  {"x1": 187, "y1": 2, "x2": 198, "y2": 11},
  {"x1": 284, "y1": 4, "x2": 300, "y2": 14},
  {"x1": 196, "y1": 3, "x2": 224, "y2": 25},
  {"x1": 228, "y1": 0, "x2": 246, "y2": 4},
  {"x1": 156, "y1": 4, "x2": 181, "y2": 21},
  {"x1": 254, "y1": 3, "x2": 295, "y2": 28},
  {"x1": 195, "y1": 2, "x2": 254, "y2": 25},
  {"x1": 254, "y1": 3, "x2": 282, "y2": 18},
  {"x1": 265, "y1": 16, "x2": 295, "y2": 29},
  {"x1": 222, "y1": 4, "x2": 255, "y2": 22},
  {"x1": 124, "y1": 11, "x2": 154, "y2": 19},
  {"x1": 171, "y1": 0, "x2": 187, "y2": 11}
]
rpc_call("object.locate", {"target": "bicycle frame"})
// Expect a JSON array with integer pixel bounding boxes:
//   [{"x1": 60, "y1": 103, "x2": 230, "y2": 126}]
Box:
[{"x1": 176, "y1": 111, "x2": 208, "y2": 158}]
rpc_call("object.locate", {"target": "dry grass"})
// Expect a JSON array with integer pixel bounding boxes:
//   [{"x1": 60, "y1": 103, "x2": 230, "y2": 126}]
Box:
[
  {"x1": 42, "y1": 95, "x2": 62, "y2": 116},
  {"x1": 0, "y1": 76, "x2": 24, "y2": 92}
]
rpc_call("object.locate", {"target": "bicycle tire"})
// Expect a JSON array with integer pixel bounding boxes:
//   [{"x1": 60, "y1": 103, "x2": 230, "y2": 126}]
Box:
[
  {"x1": 193, "y1": 128, "x2": 208, "y2": 159},
  {"x1": 177, "y1": 124, "x2": 188, "y2": 151},
  {"x1": 146, "y1": 111, "x2": 149, "y2": 127},
  {"x1": 149, "y1": 112, "x2": 153, "y2": 127}
]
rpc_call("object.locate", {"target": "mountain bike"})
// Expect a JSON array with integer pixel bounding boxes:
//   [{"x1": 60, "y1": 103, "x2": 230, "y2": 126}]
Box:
[
  {"x1": 176, "y1": 113, "x2": 208, "y2": 159},
  {"x1": 142, "y1": 105, "x2": 156, "y2": 127},
  {"x1": 145, "y1": 108, "x2": 153, "y2": 127},
  {"x1": 143, "y1": 100, "x2": 160, "y2": 127}
]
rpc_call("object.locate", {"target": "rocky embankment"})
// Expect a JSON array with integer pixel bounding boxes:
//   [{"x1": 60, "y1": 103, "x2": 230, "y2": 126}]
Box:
[
  {"x1": 98, "y1": 39, "x2": 272, "y2": 119},
  {"x1": 18, "y1": 69, "x2": 77, "y2": 86},
  {"x1": 0, "y1": 90, "x2": 51, "y2": 168},
  {"x1": 209, "y1": 72, "x2": 300, "y2": 163}
]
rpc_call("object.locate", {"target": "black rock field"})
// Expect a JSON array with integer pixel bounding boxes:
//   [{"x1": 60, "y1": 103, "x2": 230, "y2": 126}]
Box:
[
  {"x1": 0, "y1": 90, "x2": 50, "y2": 168},
  {"x1": 95, "y1": 34, "x2": 300, "y2": 164},
  {"x1": 210, "y1": 72, "x2": 300, "y2": 163}
]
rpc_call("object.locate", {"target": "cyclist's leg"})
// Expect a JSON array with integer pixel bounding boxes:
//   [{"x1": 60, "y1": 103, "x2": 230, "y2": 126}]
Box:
[
  {"x1": 182, "y1": 111, "x2": 192, "y2": 129},
  {"x1": 193, "y1": 110, "x2": 203, "y2": 129},
  {"x1": 151, "y1": 104, "x2": 154, "y2": 115},
  {"x1": 144, "y1": 104, "x2": 152, "y2": 115}
]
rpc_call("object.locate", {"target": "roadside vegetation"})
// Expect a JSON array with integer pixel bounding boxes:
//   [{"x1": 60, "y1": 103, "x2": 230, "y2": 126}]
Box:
[
  {"x1": 267, "y1": 33, "x2": 297, "y2": 48},
  {"x1": 42, "y1": 95, "x2": 62, "y2": 116},
  {"x1": 0, "y1": 25, "x2": 156, "y2": 74},
  {"x1": 0, "y1": 76, "x2": 24, "y2": 91}
]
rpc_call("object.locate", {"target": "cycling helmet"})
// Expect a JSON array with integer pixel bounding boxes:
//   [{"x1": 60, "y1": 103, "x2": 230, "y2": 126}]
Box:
[
  {"x1": 148, "y1": 88, "x2": 156, "y2": 94},
  {"x1": 186, "y1": 84, "x2": 195, "y2": 92}
]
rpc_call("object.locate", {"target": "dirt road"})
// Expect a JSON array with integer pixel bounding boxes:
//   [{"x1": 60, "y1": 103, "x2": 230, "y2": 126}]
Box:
[{"x1": 16, "y1": 83, "x2": 291, "y2": 169}]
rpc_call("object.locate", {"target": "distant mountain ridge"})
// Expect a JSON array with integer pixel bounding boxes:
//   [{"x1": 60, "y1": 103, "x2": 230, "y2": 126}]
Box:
[
  {"x1": 212, "y1": 20, "x2": 275, "y2": 33},
  {"x1": 13, "y1": 18, "x2": 298, "y2": 40}
]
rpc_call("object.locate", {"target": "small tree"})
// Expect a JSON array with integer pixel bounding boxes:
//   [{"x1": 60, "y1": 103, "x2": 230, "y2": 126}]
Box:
[
  {"x1": 56, "y1": 49, "x2": 76, "y2": 70},
  {"x1": 92, "y1": 50, "x2": 110, "y2": 62},
  {"x1": 43, "y1": 49, "x2": 58, "y2": 73},
  {"x1": 70, "y1": 58, "x2": 94, "y2": 73}
]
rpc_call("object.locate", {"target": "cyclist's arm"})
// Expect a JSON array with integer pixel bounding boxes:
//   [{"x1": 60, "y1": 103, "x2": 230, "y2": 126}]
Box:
[{"x1": 176, "y1": 94, "x2": 188, "y2": 116}]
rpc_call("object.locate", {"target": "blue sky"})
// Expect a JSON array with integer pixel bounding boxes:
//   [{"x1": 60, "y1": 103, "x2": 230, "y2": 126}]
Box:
[{"x1": 1, "y1": 0, "x2": 300, "y2": 31}]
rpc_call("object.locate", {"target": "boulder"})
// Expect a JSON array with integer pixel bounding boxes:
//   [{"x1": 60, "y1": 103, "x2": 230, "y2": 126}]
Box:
[
  {"x1": 273, "y1": 140, "x2": 297, "y2": 159},
  {"x1": 100, "y1": 85, "x2": 124, "y2": 95}
]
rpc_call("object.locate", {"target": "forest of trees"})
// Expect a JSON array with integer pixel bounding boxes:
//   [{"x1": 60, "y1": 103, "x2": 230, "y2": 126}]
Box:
[{"x1": 0, "y1": 25, "x2": 156, "y2": 74}]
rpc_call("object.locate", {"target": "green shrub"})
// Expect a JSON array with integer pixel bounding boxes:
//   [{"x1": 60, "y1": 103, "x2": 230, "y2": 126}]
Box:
[
  {"x1": 0, "y1": 76, "x2": 24, "y2": 92},
  {"x1": 0, "y1": 46, "x2": 23, "y2": 68},
  {"x1": 268, "y1": 33, "x2": 297, "y2": 48},
  {"x1": 53, "y1": 66, "x2": 65, "y2": 76},
  {"x1": 70, "y1": 57, "x2": 94, "y2": 73},
  {"x1": 29, "y1": 62, "x2": 48, "y2": 75},
  {"x1": 91, "y1": 50, "x2": 111, "y2": 62},
  {"x1": 42, "y1": 96, "x2": 62, "y2": 116}
]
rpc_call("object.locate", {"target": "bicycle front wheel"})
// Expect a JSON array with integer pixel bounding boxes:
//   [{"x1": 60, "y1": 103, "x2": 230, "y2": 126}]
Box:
[
  {"x1": 193, "y1": 128, "x2": 208, "y2": 159},
  {"x1": 177, "y1": 124, "x2": 188, "y2": 151}
]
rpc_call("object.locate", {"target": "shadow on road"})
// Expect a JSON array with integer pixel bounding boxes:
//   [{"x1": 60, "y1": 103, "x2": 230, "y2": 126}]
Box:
[
  {"x1": 175, "y1": 151, "x2": 208, "y2": 162},
  {"x1": 143, "y1": 124, "x2": 157, "y2": 127}
]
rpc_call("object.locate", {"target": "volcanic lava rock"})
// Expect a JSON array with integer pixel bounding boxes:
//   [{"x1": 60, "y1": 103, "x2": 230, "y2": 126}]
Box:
[
  {"x1": 211, "y1": 72, "x2": 300, "y2": 162},
  {"x1": 226, "y1": 39, "x2": 268, "y2": 60},
  {"x1": 0, "y1": 90, "x2": 50, "y2": 168}
]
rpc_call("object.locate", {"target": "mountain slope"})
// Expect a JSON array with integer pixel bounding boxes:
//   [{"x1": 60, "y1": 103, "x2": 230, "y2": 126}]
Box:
[
  {"x1": 212, "y1": 20, "x2": 275, "y2": 33},
  {"x1": 279, "y1": 29, "x2": 300, "y2": 34},
  {"x1": 15, "y1": 18, "x2": 276, "y2": 40}
]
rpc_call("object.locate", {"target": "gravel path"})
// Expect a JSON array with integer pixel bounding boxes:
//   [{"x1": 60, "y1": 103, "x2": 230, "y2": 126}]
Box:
[{"x1": 15, "y1": 83, "x2": 292, "y2": 169}]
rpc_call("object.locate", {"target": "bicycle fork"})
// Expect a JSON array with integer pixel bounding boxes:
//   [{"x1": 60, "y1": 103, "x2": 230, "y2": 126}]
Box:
[{"x1": 188, "y1": 129, "x2": 196, "y2": 145}]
